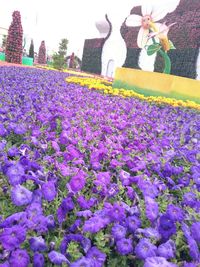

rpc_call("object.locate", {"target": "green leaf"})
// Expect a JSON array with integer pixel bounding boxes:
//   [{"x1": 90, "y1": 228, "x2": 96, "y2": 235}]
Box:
[
  {"x1": 169, "y1": 40, "x2": 176, "y2": 50},
  {"x1": 147, "y1": 44, "x2": 162, "y2": 56}
]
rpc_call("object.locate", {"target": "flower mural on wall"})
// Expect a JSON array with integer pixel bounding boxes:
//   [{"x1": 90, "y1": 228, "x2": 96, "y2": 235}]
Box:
[
  {"x1": 126, "y1": 3, "x2": 170, "y2": 48},
  {"x1": 125, "y1": 2, "x2": 176, "y2": 74},
  {"x1": 147, "y1": 22, "x2": 176, "y2": 52}
]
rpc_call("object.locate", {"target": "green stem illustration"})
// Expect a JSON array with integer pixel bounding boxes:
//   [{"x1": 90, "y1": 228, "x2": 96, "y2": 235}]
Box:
[
  {"x1": 158, "y1": 49, "x2": 171, "y2": 74},
  {"x1": 152, "y1": 37, "x2": 171, "y2": 74}
]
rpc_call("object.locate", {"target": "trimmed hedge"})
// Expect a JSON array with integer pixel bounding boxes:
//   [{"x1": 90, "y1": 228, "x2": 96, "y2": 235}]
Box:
[
  {"x1": 155, "y1": 48, "x2": 199, "y2": 79},
  {"x1": 81, "y1": 47, "x2": 103, "y2": 74},
  {"x1": 123, "y1": 48, "x2": 141, "y2": 69},
  {"x1": 5, "y1": 11, "x2": 23, "y2": 64}
]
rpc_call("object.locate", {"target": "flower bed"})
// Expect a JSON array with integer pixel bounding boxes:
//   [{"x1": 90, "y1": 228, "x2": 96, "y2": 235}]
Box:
[
  {"x1": 66, "y1": 76, "x2": 200, "y2": 110},
  {"x1": 0, "y1": 66, "x2": 200, "y2": 266}
]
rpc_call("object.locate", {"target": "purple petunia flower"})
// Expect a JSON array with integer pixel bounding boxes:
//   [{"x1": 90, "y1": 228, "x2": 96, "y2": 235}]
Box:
[
  {"x1": 0, "y1": 212, "x2": 27, "y2": 228},
  {"x1": 70, "y1": 256, "x2": 94, "y2": 267},
  {"x1": 0, "y1": 124, "x2": 7, "y2": 137},
  {"x1": 13, "y1": 124, "x2": 27, "y2": 135},
  {"x1": 0, "y1": 140, "x2": 6, "y2": 151},
  {"x1": 138, "y1": 180, "x2": 159, "y2": 198},
  {"x1": 57, "y1": 196, "x2": 74, "y2": 224},
  {"x1": 29, "y1": 236, "x2": 47, "y2": 252},
  {"x1": 158, "y1": 214, "x2": 176, "y2": 241},
  {"x1": 76, "y1": 210, "x2": 92, "y2": 218},
  {"x1": 51, "y1": 140, "x2": 60, "y2": 152},
  {"x1": 109, "y1": 203, "x2": 126, "y2": 222},
  {"x1": 144, "y1": 256, "x2": 178, "y2": 267},
  {"x1": 183, "y1": 263, "x2": 198, "y2": 267},
  {"x1": 86, "y1": 246, "x2": 106, "y2": 267},
  {"x1": 11, "y1": 185, "x2": 33, "y2": 206},
  {"x1": 126, "y1": 186, "x2": 135, "y2": 200},
  {"x1": 157, "y1": 240, "x2": 176, "y2": 259},
  {"x1": 183, "y1": 192, "x2": 197, "y2": 208},
  {"x1": 83, "y1": 216, "x2": 105, "y2": 233},
  {"x1": 0, "y1": 261, "x2": 10, "y2": 267},
  {"x1": 119, "y1": 170, "x2": 131, "y2": 186},
  {"x1": 191, "y1": 222, "x2": 200, "y2": 244},
  {"x1": 68, "y1": 170, "x2": 87, "y2": 193},
  {"x1": 6, "y1": 163, "x2": 25, "y2": 186},
  {"x1": 166, "y1": 204, "x2": 184, "y2": 222},
  {"x1": 135, "y1": 238, "x2": 157, "y2": 260},
  {"x1": 9, "y1": 249, "x2": 30, "y2": 267},
  {"x1": 0, "y1": 225, "x2": 26, "y2": 250},
  {"x1": 33, "y1": 253, "x2": 45, "y2": 267},
  {"x1": 111, "y1": 224, "x2": 127, "y2": 240},
  {"x1": 41, "y1": 181, "x2": 57, "y2": 201},
  {"x1": 69, "y1": 219, "x2": 82, "y2": 233},
  {"x1": 77, "y1": 196, "x2": 97, "y2": 210},
  {"x1": 59, "y1": 131, "x2": 70, "y2": 145},
  {"x1": 95, "y1": 171, "x2": 111, "y2": 185},
  {"x1": 8, "y1": 146, "x2": 19, "y2": 157},
  {"x1": 107, "y1": 183, "x2": 119, "y2": 198},
  {"x1": 181, "y1": 222, "x2": 191, "y2": 240},
  {"x1": 46, "y1": 214, "x2": 55, "y2": 229},
  {"x1": 135, "y1": 227, "x2": 161, "y2": 241},
  {"x1": 145, "y1": 197, "x2": 159, "y2": 222},
  {"x1": 116, "y1": 238, "x2": 133, "y2": 255},
  {"x1": 126, "y1": 215, "x2": 141, "y2": 233},
  {"x1": 187, "y1": 237, "x2": 199, "y2": 261},
  {"x1": 48, "y1": 251, "x2": 70, "y2": 265}
]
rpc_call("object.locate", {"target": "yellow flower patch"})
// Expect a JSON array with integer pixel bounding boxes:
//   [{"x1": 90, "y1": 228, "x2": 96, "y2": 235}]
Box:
[{"x1": 66, "y1": 76, "x2": 200, "y2": 111}]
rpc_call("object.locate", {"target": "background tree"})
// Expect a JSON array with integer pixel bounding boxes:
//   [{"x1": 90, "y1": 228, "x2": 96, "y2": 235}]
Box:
[
  {"x1": 38, "y1": 40, "x2": 46, "y2": 64},
  {"x1": 2, "y1": 35, "x2": 7, "y2": 51},
  {"x1": 52, "y1": 38, "x2": 68, "y2": 70},
  {"x1": 5, "y1": 10, "x2": 23, "y2": 64},
  {"x1": 29, "y1": 39, "x2": 34, "y2": 58}
]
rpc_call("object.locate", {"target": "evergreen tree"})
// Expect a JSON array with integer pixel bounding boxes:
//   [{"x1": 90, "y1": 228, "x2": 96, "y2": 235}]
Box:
[
  {"x1": 5, "y1": 10, "x2": 23, "y2": 64},
  {"x1": 38, "y1": 40, "x2": 46, "y2": 64},
  {"x1": 58, "y1": 38, "x2": 68, "y2": 57},
  {"x1": 52, "y1": 38, "x2": 68, "y2": 70},
  {"x1": 29, "y1": 39, "x2": 34, "y2": 58}
]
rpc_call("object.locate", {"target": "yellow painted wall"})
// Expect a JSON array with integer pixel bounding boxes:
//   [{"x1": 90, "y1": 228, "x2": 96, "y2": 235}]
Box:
[{"x1": 114, "y1": 67, "x2": 200, "y2": 99}]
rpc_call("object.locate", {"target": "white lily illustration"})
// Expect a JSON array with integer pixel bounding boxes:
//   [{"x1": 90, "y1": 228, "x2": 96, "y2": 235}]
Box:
[
  {"x1": 147, "y1": 22, "x2": 176, "y2": 51},
  {"x1": 125, "y1": 2, "x2": 171, "y2": 48}
]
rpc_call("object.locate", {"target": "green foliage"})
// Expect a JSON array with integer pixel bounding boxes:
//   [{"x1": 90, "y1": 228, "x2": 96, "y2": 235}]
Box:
[
  {"x1": 58, "y1": 38, "x2": 68, "y2": 57},
  {"x1": 6, "y1": 132, "x2": 24, "y2": 147},
  {"x1": 107, "y1": 255, "x2": 129, "y2": 267},
  {"x1": 67, "y1": 242, "x2": 83, "y2": 261},
  {"x1": 52, "y1": 38, "x2": 68, "y2": 70},
  {"x1": 123, "y1": 48, "x2": 141, "y2": 69},
  {"x1": 147, "y1": 43, "x2": 162, "y2": 56},
  {"x1": 94, "y1": 231, "x2": 111, "y2": 254},
  {"x1": 52, "y1": 53, "x2": 66, "y2": 70}
]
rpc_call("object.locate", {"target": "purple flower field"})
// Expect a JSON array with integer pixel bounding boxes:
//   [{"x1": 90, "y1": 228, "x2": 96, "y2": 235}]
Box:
[{"x1": 0, "y1": 66, "x2": 200, "y2": 266}]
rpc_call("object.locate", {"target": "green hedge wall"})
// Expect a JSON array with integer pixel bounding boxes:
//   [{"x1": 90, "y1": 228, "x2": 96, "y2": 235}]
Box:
[
  {"x1": 155, "y1": 48, "x2": 199, "y2": 79},
  {"x1": 123, "y1": 48, "x2": 141, "y2": 69},
  {"x1": 81, "y1": 47, "x2": 103, "y2": 74}
]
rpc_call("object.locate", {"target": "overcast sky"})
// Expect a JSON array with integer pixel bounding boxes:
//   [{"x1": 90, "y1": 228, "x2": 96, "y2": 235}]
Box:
[{"x1": 0, "y1": 0, "x2": 179, "y2": 58}]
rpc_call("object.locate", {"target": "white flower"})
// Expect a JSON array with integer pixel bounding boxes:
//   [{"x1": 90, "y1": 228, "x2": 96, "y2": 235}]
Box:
[
  {"x1": 147, "y1": 22, "x2": 176, "y2": 51},
  {"x1": 125, "y1": 2, "x2": 170, "y2": 48}
]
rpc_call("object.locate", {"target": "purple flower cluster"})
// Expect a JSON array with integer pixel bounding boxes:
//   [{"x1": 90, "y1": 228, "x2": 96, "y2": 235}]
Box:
[{"x1": 0, "y1": 66, "x2": 200, "y2": 266}]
